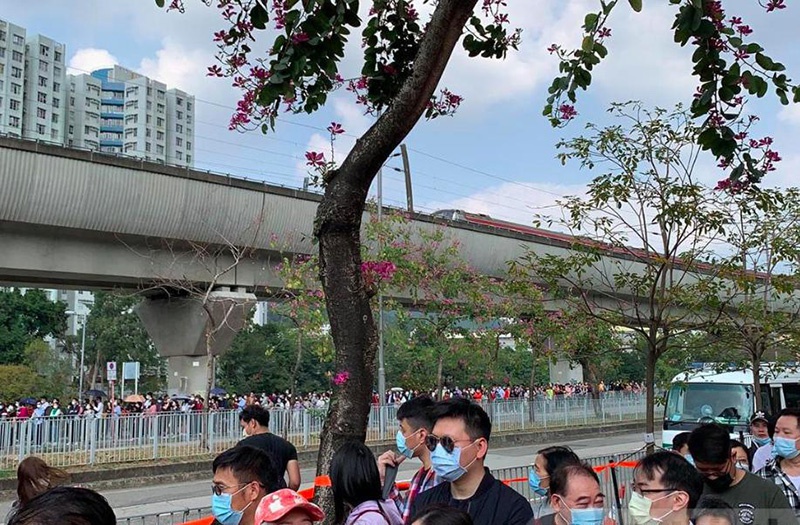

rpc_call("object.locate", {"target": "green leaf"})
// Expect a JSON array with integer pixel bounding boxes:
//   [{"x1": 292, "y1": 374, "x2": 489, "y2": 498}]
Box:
[
  {"x1": 584, "y1": 13, "x2": 599, "y2": 32},
  {"x1": 755, "y1": 53, "x2": 775, "y2": 71},
  {"x1": 628, "y1": 0, "x2": 642, "y2": 12},
  {"x1": 582, "y1": 36, "x2": 594, "y2": 53},
  {"x1": 250, "y1": 2, "x2": 269, "y2": 30},
  {"x1": 155, "y1": 0, "x2": 165, "y2": 7}
]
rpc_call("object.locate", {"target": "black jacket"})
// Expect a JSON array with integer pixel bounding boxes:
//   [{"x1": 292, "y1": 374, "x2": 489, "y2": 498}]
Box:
[{"x1": 406, "y1": 468, "x2": 533, "y2": 525}]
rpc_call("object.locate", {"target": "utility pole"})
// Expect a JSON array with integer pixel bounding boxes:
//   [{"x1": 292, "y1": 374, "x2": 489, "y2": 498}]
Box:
[
  {"x1": 377, "y1": 151, "x2": 387, "y2": 438},
  {"x1": 400, "y1": 144, "x2": 414, "y2": 213}
]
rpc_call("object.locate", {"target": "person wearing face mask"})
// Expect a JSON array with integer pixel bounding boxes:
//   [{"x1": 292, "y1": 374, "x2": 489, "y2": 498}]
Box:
[
  {"x1": 548, "y1": 463, "x2": 606, "y2": 525},
  {"x1": 755, "y1": 407, "x2": 800, "y2": 519},
  {"x1": 688, "y1": 423, "x2": 794, "y2": 525},
  {"x1": 730, "y1": 440, "x2": 751, "y2": 472},
  {"x1": 377, "y1": 396, "x2": 441, "y2": 522},
  {"x1": 747, "y1": 412, "x2": 772, "y2": 466},
  {"x1": 238, "y1": 405, "x2": 300, "y2": 490},
  {"x1": 529, "y1": 446, "x2": 581, "y2": 524},
  {"x1": 627, "y1": 451, "x2": 703, "y2": 525},
  {"x1": 405, "y1": 398, "x2": 532, "y2": 525},
  {"x1": 209, "y1": 445, "x2": 283, "y2": 525},
  {"x1": 752, "y1": 415, "x2": 777, "y2": 473}
]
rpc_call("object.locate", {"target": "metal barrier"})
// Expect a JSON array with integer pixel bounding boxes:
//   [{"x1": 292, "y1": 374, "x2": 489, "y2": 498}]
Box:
[
  {"x1": 0, "y1": 393, "x2": 646, "y2": 469},
  {"x1": 115, "y1": 448, "x2": 647, "y2": 525}
]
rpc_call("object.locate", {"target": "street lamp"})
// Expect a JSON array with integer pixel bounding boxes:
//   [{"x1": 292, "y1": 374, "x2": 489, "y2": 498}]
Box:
[{"x1": 65, "y1": 310, "x2": 87, "y2": 401}]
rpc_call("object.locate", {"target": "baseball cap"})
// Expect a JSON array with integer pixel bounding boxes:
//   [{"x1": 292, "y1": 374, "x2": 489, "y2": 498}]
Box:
[
  {"x1": 750, "y1": 411, "x2": 769, "y2": 424},
  {"x1": 255, "y1": 489, "x2": 325, "y2": 524}
]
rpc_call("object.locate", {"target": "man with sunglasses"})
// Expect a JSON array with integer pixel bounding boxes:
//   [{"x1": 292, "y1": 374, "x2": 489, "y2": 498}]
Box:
[
  {"x1": 688, "y1": 423, "x2": 794, "y2": 525},
  {"x1": 378, "y1": 395, "x2": 441, "y2": 522},
  {"x1": 210, "y1": 445, "x2": 283, "y2": 525},
  {"x1": 628, "y1": 451, "x2": 703, "y2": 525},
  {"x1": 405, "y1": 398, "x2": 533, "y2": 525}
]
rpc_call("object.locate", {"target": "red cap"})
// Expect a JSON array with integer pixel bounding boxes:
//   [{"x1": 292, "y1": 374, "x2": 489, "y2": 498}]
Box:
[{"x1": 255, "y1": 489, "x2": 325, "y2": 523}]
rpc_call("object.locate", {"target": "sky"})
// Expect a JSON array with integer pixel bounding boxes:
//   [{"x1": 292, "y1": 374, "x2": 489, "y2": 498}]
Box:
[{"x1": 3, "y1": 1, "x2": 800, "y2": 227}]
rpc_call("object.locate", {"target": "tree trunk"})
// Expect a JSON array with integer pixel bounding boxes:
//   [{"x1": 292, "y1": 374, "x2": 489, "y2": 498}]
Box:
[
  {"x1": 284, "y1": 325, "x2": 303, "y2": 438},
  {"x1": 528, "y1": 345, "x2": 538, "y2": 424},
  {"x1": 752, "y1": 345, "x2": 763, "y2": 412},
  {"x1": 204, "y1": 328, "x2": 214, "y2": 451},
  {"x1": 311, "y1": 2, "x2": 479, "y2": 521},
  {"x1": 579, "y1": 358, "x2": 602, "y2": 418},
  {"x1": 436, "y1": 351, "x2": 445, "y2": 401},
  {"x1": 645, "y1": 348, "x2": 657, "y2": 455}
]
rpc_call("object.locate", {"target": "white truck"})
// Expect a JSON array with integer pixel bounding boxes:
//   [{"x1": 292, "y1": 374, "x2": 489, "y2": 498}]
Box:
[{"x1": 662, "y1": 364, "x2": 800, "y2": 448}]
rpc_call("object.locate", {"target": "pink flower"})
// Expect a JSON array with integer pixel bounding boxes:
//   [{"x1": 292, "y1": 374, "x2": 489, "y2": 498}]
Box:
[
  {"x1": 291, "y1": 33, "x2": 310, "y2": 45},
  {"x1": 207, "y1": 65, "x2": 224, "y2": 77},
  {"x1": 333, "y1": 371, "x2": 350, "y2": 386},
  {"x1": 327, "y1": 122, "x2": 345, "y2": 135},
  {"x1": 305, "y1": 151, "x2": 326, "y2": 167},
  {"x1": 558, "y1": 104, "x2": 577, "y2": 121}
]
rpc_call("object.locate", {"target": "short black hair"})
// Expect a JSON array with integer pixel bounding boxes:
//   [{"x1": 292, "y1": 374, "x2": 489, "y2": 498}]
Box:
[
  {"x1": 550, "y1": 463, "x2": 600, "y2": 498},
  {"x1": 693, "y1": 496, "x2": 736, "y2": 525},
  {"x1": 239, "y1": 404, "x2": 270, "y2": 427},
  {"x1": 212, "y1": 445, "x2": 282, "y2": 493},
  {"x1": 672, "y1": 432, "x2": 691, "y2": 452},
  {"x1": 397, "y1": 395, "x2": 435, "y2": 431},
  {"x1": 688, "y1": 424, "x2": 730, "y2": 464},
  {"x1": 330, "y1": 441, "x2": 383, "y2": 524},
  {"x1": 410, "y1": 504, "x2": 474, "y2": 525},
  {"x1": 778, "y1": 407, "x2": 800, "y2": 431},
  {"x1": 635, "y1": 451, "x2": 704, "y2": 509},
  {"x1": 7, "y1": 486, "x2": 116, "y2": 525},
  {"x1": 429, "y1": 398, "x2": 491, "y2": 441},
  {"x1": 537, "y1": 446, "x2": 581, "y2": 478}
]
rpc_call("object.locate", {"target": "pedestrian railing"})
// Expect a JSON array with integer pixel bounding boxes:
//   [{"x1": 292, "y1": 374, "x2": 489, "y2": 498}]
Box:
[
  {"x1": 115, "y1": 448, "x2": 648, "y2": 525},
  {"x1": 0, "y1": 392, "x2": 646, "y2": 469}
]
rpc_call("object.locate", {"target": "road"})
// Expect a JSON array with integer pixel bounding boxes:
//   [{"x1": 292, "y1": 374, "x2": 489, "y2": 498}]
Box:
[{"x1": 0, "y1": 430, "x2": 654, "y2": 521}]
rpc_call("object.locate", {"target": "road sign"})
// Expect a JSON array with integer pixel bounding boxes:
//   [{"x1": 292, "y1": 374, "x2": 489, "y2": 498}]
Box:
[
  {"x1": 106, "y1": 361, "x2": 117, "y2": 381},
  {"x1": 122, "y1": 362, "x2": 140, "y2": 380}
]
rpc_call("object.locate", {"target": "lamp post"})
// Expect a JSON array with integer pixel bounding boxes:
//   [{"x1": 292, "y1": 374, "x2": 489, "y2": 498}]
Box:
[{"x1": 65, "y1": 310, "x2": 87, "y2": 401}]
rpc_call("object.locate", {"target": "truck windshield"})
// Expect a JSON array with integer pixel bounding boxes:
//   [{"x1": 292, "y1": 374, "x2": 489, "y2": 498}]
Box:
[{"x1": 665, "y1": 383, "x2": 753, "y2": 424}]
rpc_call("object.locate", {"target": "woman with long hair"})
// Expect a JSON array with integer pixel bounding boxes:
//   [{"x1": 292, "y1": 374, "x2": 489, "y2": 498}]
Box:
[{"x1": 7, "y1": 456, "x2": 69, "y2": 522}]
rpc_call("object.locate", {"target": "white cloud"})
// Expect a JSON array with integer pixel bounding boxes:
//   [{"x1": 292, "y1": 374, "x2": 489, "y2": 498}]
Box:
[
  {"x1": 68, "y1": 48, "x2": 118, "y2": 76},
  {"x1": 778, "y1": 104, "x2": 800, "y2": 126},
  {"x1": 138, "y1": 38, "x2": 213, "y2": 96}
]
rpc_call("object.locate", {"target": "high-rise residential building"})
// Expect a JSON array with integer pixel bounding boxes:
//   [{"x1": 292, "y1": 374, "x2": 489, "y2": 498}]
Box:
[
  {"x1": 166, "y1": 88, "x2": 195, "y2": 166},
  {"x1": 67, "y1": 73, "x2": 101, "y2": 150},
  {"x1": 22, "y1": 34, "x2": 66, "y2": 143},
  {"x1": 0, "y1": 19, "x2": 27, "y2": 137}
]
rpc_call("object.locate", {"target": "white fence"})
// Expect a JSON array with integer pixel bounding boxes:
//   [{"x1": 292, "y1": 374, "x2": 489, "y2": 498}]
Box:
[{"x1": 0, "y1": 393, "x2": 646, "y2": 469}]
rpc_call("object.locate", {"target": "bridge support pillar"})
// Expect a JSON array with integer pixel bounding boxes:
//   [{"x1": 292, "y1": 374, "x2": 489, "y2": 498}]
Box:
[{"x1": 136, "y1": 288, "x2": 257, "y2": 396}]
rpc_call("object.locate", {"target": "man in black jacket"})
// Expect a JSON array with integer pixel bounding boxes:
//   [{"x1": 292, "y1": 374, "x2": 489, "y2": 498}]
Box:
[{"x1": 406, "y1": 398, "x2": 533, "y2": 525}]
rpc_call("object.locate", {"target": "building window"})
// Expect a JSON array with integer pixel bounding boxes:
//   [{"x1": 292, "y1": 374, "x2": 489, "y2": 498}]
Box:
[
  {"x1": 54, "y1": 66, "x2": 61, "y2": 76},
  {"x1": 38, "y1": 92, "x2": 47, "y2": 103},
  {"x1": 38, "y1": 76, "x2": 48, "y2": 87},
  {"x1": 11, "y1": 66, "x2": 21, "y2": 78},
  {"x1": 187, "y1": 101, "x2": 193, "y2": 111},
  {"x1": 177, "y1": 97, "x2": 183, "y2": 106},
  {"x1": 146, "y1": 100, "x2": 152, "y2": 110},
  {"x1": 36, "y1": 124, "x2": 46, "y2": 134},
  {"x1": 0, "y1": 47, "x2": 4, "y2": 58},
  {"x1": 186, "y1": 141, "x2": 192, "y2": 150},
  {"x1": 53, "y1": 82, "x2": 60, "y2": 92},
  {"x1": 156, "y1": 117, "x2": 164, "y2": 127},
  {"x1": 176, "y1": 137, "x2": 182, "y2": 147},
  {"x1": 9, "y1": 115, "x2": 20, "y2": 127},
  {"x1": 52, "y1": 113, "x2": 59, "y2": 124},
  {"x1": 126, "y1": 87, "x2": 139, "y2": 96},
  {"x1": 125, "y1": 128, "x2": 138, "y2": 138},
  {"x1": 40, "y1": 44, "x2": 49, "y2": 56},
  {"x1": 156, "y1": 131, "x2": 164, "y2": 140},
  {"x1": 156, "y1": 103, "x2": 164, "y2": 114},
  {"x1": 176, "y1": 110, "x2": 183, "y2": 120},
  {"x1": 186, "y1": 154, "x2": 192, "y2": 164},
  {"x1": 145, "y1": 129, "x2": 151, "y2": 138},
  {"x1": 186, "y1": 115, "x2": 192, "y2": 124},
  {"x1": 52, "y1": 98, "x2": 60, "y2": 108},
  {"x1": 157, "y1": 90, "x2": 165, "y2": 100},
  {"x1": 176, "y1": 151, "x2": 183, "y2": 160},
  {"x1": 37, "y1": 107, "x2": 46, "y2": 119},
  {"x1": 145, "y1": 142, "x2": 151, "y2": 152},
  {"x1": 11, "y1": 83, "x2": 21, "y2": 94},
  {"x1": 125, "y1": 114, "x2": 139, "y2": 124},
  {"x1": 11, "y1": 50, "x2": 22, "y2": 62},
  {"x1": 147, "y1": 87, "x2": 153, "y2": 96},
  {"x1": 146, "y1": 115, "x2": 152, "y2": 125},
  {"x1": 39, "y1": 61, "x2": 48, "y2": 73},
  {"x1": 0, "y1": 30, "x2": 6, "y2": 41},
  {"x1": 12, "y1": 34, "x2": 23, "y2": 46},
  {"x1": 51, "y1": 129, "x2": 59, "y2": 140},
  {"x1": 156, "y1": 144, "x2": 164, "y2": 154},
  {"x1": 54, "y1": 50, "x2": 62, "y2": 62},
  {"x1": 9, "y1": 99, "x2": 19, "y2": 111},
  {"x1": 176, "y1": 124, "x2": 183, "y2": 133}
]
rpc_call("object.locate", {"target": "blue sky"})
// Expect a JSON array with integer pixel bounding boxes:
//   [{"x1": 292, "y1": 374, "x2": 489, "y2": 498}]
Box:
[{"x1": 4, "y1": 1, "x2": 800, "y2": 225}]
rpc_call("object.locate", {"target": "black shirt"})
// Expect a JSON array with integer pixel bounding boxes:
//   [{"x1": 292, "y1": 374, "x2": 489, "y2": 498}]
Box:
[
  {"x1": 406, "y1": 468, "x2": 534, "y2": 525},
  {"x1": 238, "y1": 432, "x2": 298, "y2": 486}
]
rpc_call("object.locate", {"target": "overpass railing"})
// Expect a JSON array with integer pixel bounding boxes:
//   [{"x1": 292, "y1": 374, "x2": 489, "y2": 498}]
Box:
[
  {"x1": 0, "y1": 393, "x2": 646, "y2": 469},
  {"x1": 114, "y1": 449, "x2": 648, "y2": 525}
]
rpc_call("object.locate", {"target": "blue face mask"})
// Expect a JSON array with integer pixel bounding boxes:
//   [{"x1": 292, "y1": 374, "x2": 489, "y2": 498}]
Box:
[
  {"x1": 557, "y1": 496, "x2": 605, "y2": 525},
  {"x1": 753, "y1": 436, "x2": 772, "y2": 447},
  {"x1": 430, "y1": 441, "x2": 477, "y2": 482},
  {"x1": 211, "y1": 485, "x2": 250, "y2": 525},
  {"x1": 685, "y1": 454, "x2": 695, "y2": 466},
  {"x1": 397, "y1": 429, "x2": 421, "y2": 459},
  {"x1": 528, "y1": 468, "x2": 549, "y2": 496},
  {"x1": 773, "y1": 437, "x2": 800, "y2": 459}
]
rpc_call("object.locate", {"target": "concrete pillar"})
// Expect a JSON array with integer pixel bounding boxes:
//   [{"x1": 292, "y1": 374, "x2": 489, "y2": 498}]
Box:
[{"x1": 136, "y1": 289, "x2": 256, "y2": 395}]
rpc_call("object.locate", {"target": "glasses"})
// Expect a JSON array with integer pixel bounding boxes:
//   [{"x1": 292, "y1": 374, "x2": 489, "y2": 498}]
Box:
[
  {"x1": 211, "y1": 482, "x2": 247, "y2": 496},
  {"x1": 425, "y1": 434, "x2": 474, "y2": 453},
  {"x1": 630, "y1": 483, "x2": 676, "y2": 496}
]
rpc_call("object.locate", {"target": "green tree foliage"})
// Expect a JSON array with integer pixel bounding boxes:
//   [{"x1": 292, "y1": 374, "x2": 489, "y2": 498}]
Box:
[
  {"x1": 84, "y1": 292, "x2": 164, "y2": 392},
  {"x1": 23, "y1": 338, "x2": 74, "y2": 400},
  {"x1": 0, "y1": 289, "x2": 66, "y2": 365},
  {"x1": 217, "y1": 323, "x2": 333, "y2": 395},
  {"x1": 0, "y1": 365, "x2": 42, "y2": 402}
]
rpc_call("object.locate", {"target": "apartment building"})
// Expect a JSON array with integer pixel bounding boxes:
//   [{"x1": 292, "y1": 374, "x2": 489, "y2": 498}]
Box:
[
  {"x1": 0, "y1": 19, "x2": 27, "y2": 137},
  {"x1": 22, "y1": 34, "x2": 66, "y2": 143}
]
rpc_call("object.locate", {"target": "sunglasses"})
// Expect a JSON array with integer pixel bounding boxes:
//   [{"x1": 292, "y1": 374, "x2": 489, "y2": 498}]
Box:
[{"x1": 425, "y1": 434, "x2": 475, "y2": 454}]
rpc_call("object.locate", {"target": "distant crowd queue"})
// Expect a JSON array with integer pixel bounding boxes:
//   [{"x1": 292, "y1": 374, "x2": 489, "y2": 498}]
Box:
[
  {"x1": 0, "y1": 380, "x2": 645, "y2": 421},
  {"x1": 9, "y1": 395, "x2": 800, "y2": 525}
]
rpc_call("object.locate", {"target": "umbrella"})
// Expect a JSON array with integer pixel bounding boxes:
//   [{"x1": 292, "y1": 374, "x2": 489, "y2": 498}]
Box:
[
  {"x1": 171, "y1": 394, "x2": 192, "y2": 402},
  {"x1": 83, "y1": 389, "x2": 108, "y2": 399},
  {"x1": 124, "y1": 394, "x2": 145, "y2": 403},
  {"x1": 19, "y1": 397, "x2": 36, "y2": 405},
  {"x1": 210, "y1": 387, "x2": 227, "y2": 396}
]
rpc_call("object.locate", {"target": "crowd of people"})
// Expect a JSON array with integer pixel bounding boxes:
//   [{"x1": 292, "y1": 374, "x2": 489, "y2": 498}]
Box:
[
  {"x1": 0, "y1": 381, "x2": 646, "y2": 422},
  {"x1": 8, "y1": 393, "x2": 800, "y2": 525}
]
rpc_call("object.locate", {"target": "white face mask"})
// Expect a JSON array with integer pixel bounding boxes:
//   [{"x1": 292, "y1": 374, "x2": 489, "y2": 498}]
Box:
[{"x1": 627, "y1": 491, "x2": 676, "y2": 525}]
